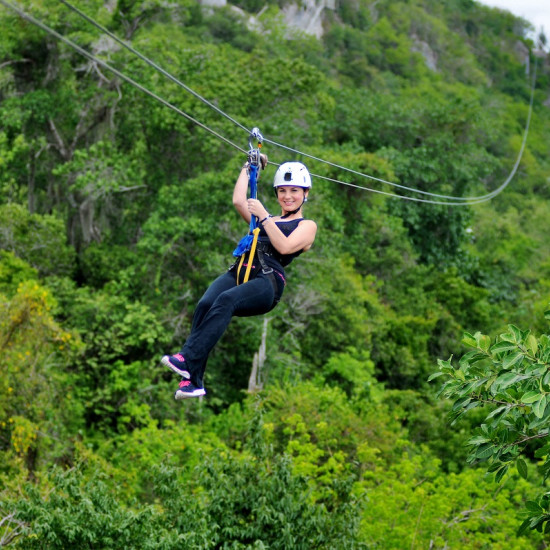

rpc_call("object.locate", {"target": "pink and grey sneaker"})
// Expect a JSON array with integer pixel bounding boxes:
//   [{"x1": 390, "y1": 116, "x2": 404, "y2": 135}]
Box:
[
  {"x1": 174, "y1": 379, "x2": 206, "y2": 400},
  {"x1": 161, "y1": 353, "x2": 190, "y2": 378}
]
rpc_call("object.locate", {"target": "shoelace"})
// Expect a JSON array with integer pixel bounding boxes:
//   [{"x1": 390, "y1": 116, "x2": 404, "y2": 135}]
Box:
[
  {"x1": 179, "y1": 380, "x2": 191, "y2": 388},
  {"x1": 173, "y1": 353, "x2": 185, "y2": 362}
]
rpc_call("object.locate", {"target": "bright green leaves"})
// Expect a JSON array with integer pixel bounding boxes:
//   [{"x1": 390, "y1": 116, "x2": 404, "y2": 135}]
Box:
[
  {"x1": 526, "y1": 334, "x2": 539, "y2": 357},
  {"x1": 516, "y1": 457, "x2": 528, "y2": 480},
  {"x1": 0, "y1": 278, "x2": 82, "y2": 464},
  {"x1": 532, "y1": 396, "x2": 547, "y2": 419},
  {"x1": 432, "y1": 323, "x2": 550, "y2": 533},
  {"x1": 521, "y1": 390, "x2": 542, "y2": 404},
  {"x1": 501, "y1": 351, "x2": 525, "y2": 369},
  {"x1": 475, "y1": 331, "x2": 492, "y2": 352},
  {"x1": 490, "y1": 340, "x2": 518, "y2": 354},
  {"x1": 0, "y1": 204, "x2": 76, "y2": 277}
]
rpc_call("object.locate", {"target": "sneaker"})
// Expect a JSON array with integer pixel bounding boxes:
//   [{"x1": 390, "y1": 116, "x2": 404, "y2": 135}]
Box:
[
  {"x1": 174, "y1": 379, "x2": 206, "y2": 400},
  {"x1": 161, "y1": 353, "x2": 190, "y2": 378}
]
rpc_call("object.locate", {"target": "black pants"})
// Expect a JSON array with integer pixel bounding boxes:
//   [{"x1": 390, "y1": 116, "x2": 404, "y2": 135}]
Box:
[{"x1": 180, "y1": 270, "x2": 283, "y2": 386}]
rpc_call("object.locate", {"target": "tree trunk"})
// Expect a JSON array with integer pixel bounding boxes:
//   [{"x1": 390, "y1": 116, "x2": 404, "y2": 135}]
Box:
[{"x1": 248, "y1": 317, "x2": 269, "y2": 393}]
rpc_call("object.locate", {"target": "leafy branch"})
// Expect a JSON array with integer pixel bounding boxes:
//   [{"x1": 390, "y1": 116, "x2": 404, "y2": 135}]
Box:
[{"x1": 431, "y1": 314, "x2": 550, "y2": 535}]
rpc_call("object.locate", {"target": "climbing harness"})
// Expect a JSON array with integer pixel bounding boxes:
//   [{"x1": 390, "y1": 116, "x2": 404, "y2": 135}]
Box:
[{"x1": 229, "y1": 129, "x2": 280, "y2": 305}]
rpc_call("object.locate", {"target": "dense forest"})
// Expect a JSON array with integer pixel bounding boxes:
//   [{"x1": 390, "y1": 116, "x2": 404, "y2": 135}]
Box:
[{"x1": 1, "y1": 0, "x2": 550, "y2": 547}]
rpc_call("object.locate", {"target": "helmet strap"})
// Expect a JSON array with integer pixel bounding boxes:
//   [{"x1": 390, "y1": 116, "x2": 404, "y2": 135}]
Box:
[{"x1": 280, "y1": 205, "x2": 302, "y2": 219}]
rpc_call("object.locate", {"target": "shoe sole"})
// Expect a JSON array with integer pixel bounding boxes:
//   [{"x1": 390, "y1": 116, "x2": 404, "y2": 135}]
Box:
[
  {"x1": 161, "y1": 356, "x2": 190, "y2": 378},
  {"x1": 174, "y1": 388, "x2": 206, "y2": 400}
]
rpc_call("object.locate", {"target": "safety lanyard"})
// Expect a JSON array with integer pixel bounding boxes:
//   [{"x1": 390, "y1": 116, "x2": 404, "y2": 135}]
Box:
[{"x1": 233, "y1": 128, "x2": 263, "y2": 284}]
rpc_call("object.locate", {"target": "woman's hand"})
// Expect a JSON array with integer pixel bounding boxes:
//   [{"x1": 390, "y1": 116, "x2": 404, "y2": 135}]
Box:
[
  {"x1": 247, "y1": 198, "x2": 269, "y2": 221},
  {"x1": 259, "y1": 153, "x2": 268, "y2": 170}
]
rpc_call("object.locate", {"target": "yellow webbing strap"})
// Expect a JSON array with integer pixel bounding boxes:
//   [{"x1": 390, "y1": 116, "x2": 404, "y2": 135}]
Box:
[
  {"x1": 237, "y1": 227, "x2": 261, "y2": 285},
  {"x1": 243, "y1": 227, "x2": 261, "y2": 283},
  {"x1": 236, "y1": 254, "x2": 246, "y2": 285}
]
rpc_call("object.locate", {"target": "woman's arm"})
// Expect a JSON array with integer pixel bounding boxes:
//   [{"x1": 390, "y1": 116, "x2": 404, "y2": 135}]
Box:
[
  {"x1": 247, "y1": 198, "x2": 317, "y2": 254},
  {"x1": 233, "y1": 155, "x2": 268, "y2": 222},
  {"x1": 233, "y1": 164, "x2": 252, "y2": 223},
  {"x1": 262, "y1": 217, "x2": 317, "y2": 255}
]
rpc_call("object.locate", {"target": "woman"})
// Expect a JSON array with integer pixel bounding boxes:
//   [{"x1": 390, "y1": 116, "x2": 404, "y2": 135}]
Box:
[{"x1": 161, "y1": 158, "x2": 317, "y2": 399}]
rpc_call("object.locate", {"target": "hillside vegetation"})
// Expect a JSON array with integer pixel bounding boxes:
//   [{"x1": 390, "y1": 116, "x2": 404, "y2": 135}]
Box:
[{"x1": 1, "y1": 0, "x2": 550, "y2": 547}]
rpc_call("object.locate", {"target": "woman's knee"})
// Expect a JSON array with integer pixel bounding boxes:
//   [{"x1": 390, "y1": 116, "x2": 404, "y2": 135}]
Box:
[
  {"x1": 193, "y1": 297, "x2": 215, "y2": 326},
  {"x1": 212, "y1": 290, "x2": 237, "y2": 312}
]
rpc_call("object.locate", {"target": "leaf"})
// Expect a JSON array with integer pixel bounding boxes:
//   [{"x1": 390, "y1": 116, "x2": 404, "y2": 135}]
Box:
[
  {"x1": 485, "y1": 375, "x2": 497, "y2": 391},
  {"x1": 521, "y1": 391, "x2": 542, "y2": 404},
  {"x1": 517, "y1": 518, "x2": 531, "y2": 536},
  {"x1": 495, "y1": 464, "x2": 509, "y2": 484},
  {"x1": 475, "y1": 332, "x2": 491, "y2": 352},
  {"x1": 472, "y1": 377, "x2": 489, "y2": 389},
  {"x1": 467, "y1": 435, "x2": 490, "y2": 446},
  {"x1": 494, "y1": 372, "x2": 522, "y2": 389},
  {"x1": 436, "y1": 357, "x2": 454, "y2": 374},
  {"x1": 490, "y1": 341, "x2": 518, "y2": 354},
  {"x1": 462, "y1": 332, "x2": 477, "y2": 348},
  {"x1": 525, "y1": 364, "x2": 546, "y2": 377},
  {"x1": 533, "y1": 396, "x2": 548, "y2": 419},
  {"x1": 485, "y1": 405, "x2": 508, "y2": 420},
  {"x1": 457, "y1": 381, "x2": 477, "y2": 397},
  {"x1": 526, "y1": 334, "x2": 538, "y2": 357},
  {"x1": 452, "y1": 396, "x2": 471, "y2": 411},
  {"x1": 529, "y1": 415, "x2": 549, "y2": 430},
  {"x1": 427, "y1": 371, "x2": 444, "y2": 382},
  {"x1": 526, "y1": 500, "x2": 543, "y2": 513},
  {"x1": 458, "y1": 352, "x2": 484, "y2": 371},
  {"x1": 502, "y1": 351, "x2": 524, "y2": 370},
  {"x1": 509, "y1": 325, "x2": 522, "y2": 343},
  {"x1": 455, "y1": 369, "x2": 466, "y2": 382},
  {"x1": 517, "y1": 458, "x2": 528, "y2": 480},
  {"x1": 476, "y1": 443, "x2": 496, "y2": 459},
  {"x1": 487, "y1": 461, "x2": 503, "y2": 473}
]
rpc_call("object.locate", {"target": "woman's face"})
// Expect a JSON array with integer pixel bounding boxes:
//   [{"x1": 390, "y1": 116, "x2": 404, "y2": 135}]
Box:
[{"x1": 276, "y1": 186, "x2": 307, "y2": 214}]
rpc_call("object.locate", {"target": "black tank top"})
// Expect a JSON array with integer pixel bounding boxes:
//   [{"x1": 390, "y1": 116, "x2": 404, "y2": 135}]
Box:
[{"x1": 257, "y1": 218, "x2": 305, "y2": 272}]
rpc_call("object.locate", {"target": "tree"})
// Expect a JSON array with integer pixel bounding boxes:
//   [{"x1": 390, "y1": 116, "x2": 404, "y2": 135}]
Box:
[
  {"x1": 431, "y1": 312, "x2": 550, "y2": 534},
  {"x1": 0, "y1": 204, "x2": 76, "y2": 277},
  {"x1": 0, "y1": 277, "x2": 82, "y2": 472}
]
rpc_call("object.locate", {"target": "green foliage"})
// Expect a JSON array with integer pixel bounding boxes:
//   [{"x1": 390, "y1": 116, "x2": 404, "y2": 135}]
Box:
[
  {"x1": 386, "y1": 389, "x2": 474, "y2": 473},
  {"x1": 51, "y1": 139, "x2": 148, "y2": 246},
  {"x1": 46, "y1": 280, "x2": 172, "y2": 433},
  {"x1": 0, "y1": 204, "x2": 76, "y2": 277},
  {"x1": 0, "y1": 251, "x2": 38, "y2": 296},
  {"x1": 432, "y1": 318, "x2": 550, "y2": 533},
  {"x1": 8, "y1": 413, "x2": 362, "y2": 549},
  {"x1": 12, "y1": 465, "x2": 163, "y2": 549},
  {"x1": 358, "y1": 450, "x2": 543, "y2": 549},
  {"x1": 197, "y1": 450, "x2": 362, "y2": 548},
  {"x1": 298, "y1": 255, "x2": 381, "y2": 370},
  {"x1": 1, "y1": 0, "x2": 549, "y2": 545},
  {"x1": 0, "y1": 280, "x2": 83, "y2": 471}
]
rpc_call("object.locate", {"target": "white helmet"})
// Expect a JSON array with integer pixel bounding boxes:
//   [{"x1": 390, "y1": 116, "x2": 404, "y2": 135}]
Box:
[{"x1": 273, "y1": 162, "x2": 312, "y2": 189}]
